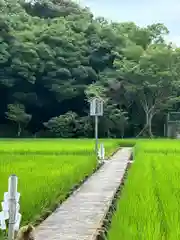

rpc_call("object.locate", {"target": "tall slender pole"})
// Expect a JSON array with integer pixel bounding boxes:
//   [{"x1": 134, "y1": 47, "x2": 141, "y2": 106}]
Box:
[
  {"x1": 95, "y1": 115, "x2": 98, "y2": 155},
  {"x1": 8, "y1": 175, "x2": 17, "y2": 240}
]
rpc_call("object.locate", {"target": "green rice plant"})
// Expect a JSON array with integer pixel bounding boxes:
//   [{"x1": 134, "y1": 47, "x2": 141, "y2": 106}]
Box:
[
  {"x1": 0, "y1": 154, "x2": 97, "y2": 226},
  {"x1": 0, "y1": 138, "x2": 133, "y2": 239},
  {"x1": 0, "y1": 139, "x2": 122, "y2": 157},
  {"x1": 0, "y1": 138, "x2": 125, "y2": 239},
  {"x1": 108, "y1": 141, "x2": 180, "y2": 240}
]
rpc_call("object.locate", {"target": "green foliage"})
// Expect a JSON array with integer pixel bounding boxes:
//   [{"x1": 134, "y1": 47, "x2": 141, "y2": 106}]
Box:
[
  {"x1": 0, "y1": 138, "x2": 122, "y2": 239},
  {"x1": 108, "y1": 140, "x2": 180, "y2": 239},
  {"x1": 100, "y1": 101, "x2": 128, "y2": 138},
  {"x1": 5, "y1": 103, "x2": 31, "y2": 136},
  {"x1": 6, "y1": 103, "x2": 31, "y2": 123},
  {"x1": 0, "y1": 139, "x2": 99, "y2": 231},
  {"x1": 0, "y1": 0, "x2": 180, "y2": 138},
  {"x1": 44, "y1": 111, "x2": 77, "y2": 137}
]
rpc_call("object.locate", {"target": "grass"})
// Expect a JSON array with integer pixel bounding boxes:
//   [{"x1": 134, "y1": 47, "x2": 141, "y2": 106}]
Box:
[
  {"x1": 0, "y1": 154, "x2": 97, "y2": 225},
  {"x1": 0, "y1": 138, "x2": 123, "y2": 156},
  {"x1": 107, "y1": 140, "x2": 180, "y2": 240},
  {"x1": 0, "y1": 138, "x2": 124, "y2": 239}
]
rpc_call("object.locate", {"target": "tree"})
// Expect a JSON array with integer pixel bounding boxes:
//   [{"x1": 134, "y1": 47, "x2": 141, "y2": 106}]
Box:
[
  {"x1": 101, "y1": 101, "x2": 128, "y2": 138},
  {"x1": 0, "y1": 0, "x2": 179, "y2": 138},
  {"x1": 43, "y1": 111, "x2": 77, "y2": 137},
  {"x1": 75, "y1": 116, "x2": 93, "y2": 137},
  {"x1": 5, "y1": 103, "x2": 32, "y2": 136},
  {"x1": 120, "y1": 45, "x2": 180, "y2": 137}
]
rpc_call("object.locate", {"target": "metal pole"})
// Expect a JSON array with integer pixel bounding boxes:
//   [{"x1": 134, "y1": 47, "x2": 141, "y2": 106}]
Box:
[
  {"x1": 95, "y1": 115, "x2": 98, "y2": 155},
  {"x1": 8, "y1": 175, "x2": 17, "y2": 240}
]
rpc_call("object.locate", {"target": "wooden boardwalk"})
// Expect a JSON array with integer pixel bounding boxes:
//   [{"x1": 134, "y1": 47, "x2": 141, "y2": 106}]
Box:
[{"x1": 35, "y1": 148, "x2": 132, "y2": 240}]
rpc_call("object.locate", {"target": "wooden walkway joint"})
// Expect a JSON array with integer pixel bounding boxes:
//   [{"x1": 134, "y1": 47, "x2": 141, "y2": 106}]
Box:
[{"x1": 35, "y1": 148, "x2": 132, "y2": 240}]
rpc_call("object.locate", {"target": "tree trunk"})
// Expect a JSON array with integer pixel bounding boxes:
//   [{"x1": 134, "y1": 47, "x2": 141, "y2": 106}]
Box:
[
  {"x1": 136, "y1": 111, "x2": 154, "y2": 138},
  {"x1": 146, "y1": 112, "x2": 153, "y2": 137},
  {"x1": 120, "y1": 126, "x2": 124, "y2": 139},
  {"x1": 107, "y1": 129, "x2": 110, "y2": 138},
  {"x1": 17, "y1": 123, "x2": 22, "y2": 137}
]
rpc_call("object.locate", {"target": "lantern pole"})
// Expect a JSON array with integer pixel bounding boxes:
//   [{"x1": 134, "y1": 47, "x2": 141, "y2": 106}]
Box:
[
  {"x1": 90, "y1": 97, "x2": 103, "y2": 156},
  {"x1": 95, "y1": 115, "x2": 98, "y2": 155}
]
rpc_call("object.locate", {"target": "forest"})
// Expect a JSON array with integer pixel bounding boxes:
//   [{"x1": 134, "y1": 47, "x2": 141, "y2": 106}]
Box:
[{"x1": 0, "y1": 0, "x2": 180, "y2": 138}]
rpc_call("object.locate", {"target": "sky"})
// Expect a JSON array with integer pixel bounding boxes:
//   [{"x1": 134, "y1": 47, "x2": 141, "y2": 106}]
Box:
[{"x1": 77, "y1": 0, "x2": 180, "y2": 46}]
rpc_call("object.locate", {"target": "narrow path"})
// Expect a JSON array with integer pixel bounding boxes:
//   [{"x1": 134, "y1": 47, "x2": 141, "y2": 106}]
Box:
[{"x1": 35, "y1": 148, "x2": 132, "y2": 240}]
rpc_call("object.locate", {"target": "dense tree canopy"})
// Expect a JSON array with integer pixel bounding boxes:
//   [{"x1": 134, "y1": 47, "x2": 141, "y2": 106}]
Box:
[{"x1": 0, "y1": 0, "x2": 180, "y2": 138}]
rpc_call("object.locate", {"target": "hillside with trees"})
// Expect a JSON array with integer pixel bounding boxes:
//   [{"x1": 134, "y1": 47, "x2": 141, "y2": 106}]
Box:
[{"x1": 0, "y1": 0, "x2": 180, "y2": 138}]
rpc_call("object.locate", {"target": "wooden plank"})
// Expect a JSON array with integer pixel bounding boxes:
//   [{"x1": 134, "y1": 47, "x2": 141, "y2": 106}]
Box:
[{"x1": 35, "y1": 148, "x2": 132, "y2": 240}]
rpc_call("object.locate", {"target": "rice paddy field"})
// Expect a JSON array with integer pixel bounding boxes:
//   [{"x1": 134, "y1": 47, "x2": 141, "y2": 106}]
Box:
[
  {"x1": 0, "y1": 138, "x2": 125, "y2": 239},
  {"x1": 108, "y1": 140, "x2": 180, "y2": 240},
  {"x1": 3, "y1": 138, "x2": 180, "y2": 240}
]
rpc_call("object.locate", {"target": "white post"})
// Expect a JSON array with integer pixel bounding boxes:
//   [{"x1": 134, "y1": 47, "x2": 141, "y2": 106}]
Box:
[
  {"x1": 90, "y1": 97, "x2": 103, "y2": 157},
  {"x1": 100, "y1": 143, "x2": 105, "y2": 161},
  {"x1": 95, "y1": 115, "x2": 98, "y2": 155},
  {"x1": 8, "y1": 175, "x2": 18, "y2": 240},
  {"x1": 98, "y1": 143, "x2": 105, "y2": 163}
]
